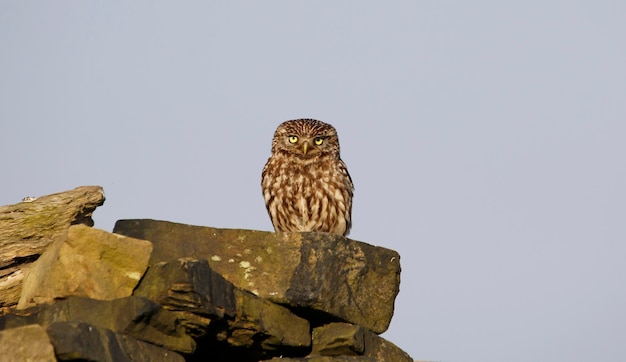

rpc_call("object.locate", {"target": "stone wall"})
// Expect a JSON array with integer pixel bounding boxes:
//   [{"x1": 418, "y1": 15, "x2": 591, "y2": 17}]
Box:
[{"x1": 0, "y1": 187, "x2": 417, "y2": 361}]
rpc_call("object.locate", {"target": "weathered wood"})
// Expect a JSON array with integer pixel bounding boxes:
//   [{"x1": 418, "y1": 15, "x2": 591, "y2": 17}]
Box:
[{"x1": 0, "y1": 186, "x2": 105, "y2": 307}]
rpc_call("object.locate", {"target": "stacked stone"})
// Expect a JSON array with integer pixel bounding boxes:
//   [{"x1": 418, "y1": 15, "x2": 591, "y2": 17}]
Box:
[{"x1": 0, "y1": 187, "x2": 414, "y2": 361}]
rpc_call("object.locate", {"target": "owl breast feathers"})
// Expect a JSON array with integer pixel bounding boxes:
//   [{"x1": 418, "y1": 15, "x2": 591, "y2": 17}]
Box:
[{"x1": 261, "y1": 119, "x2": 354, "y2": 236}]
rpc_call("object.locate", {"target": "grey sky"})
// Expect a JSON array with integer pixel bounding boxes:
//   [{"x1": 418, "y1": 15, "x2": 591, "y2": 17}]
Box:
[{"x1": 2, "y1": 2, "x2": 625, "y2": 361}]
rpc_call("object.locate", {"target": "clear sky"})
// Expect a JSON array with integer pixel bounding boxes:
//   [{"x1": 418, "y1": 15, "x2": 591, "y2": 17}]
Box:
[{"x1": 1, "y1": 2, "x2": 625, "y2": 361}]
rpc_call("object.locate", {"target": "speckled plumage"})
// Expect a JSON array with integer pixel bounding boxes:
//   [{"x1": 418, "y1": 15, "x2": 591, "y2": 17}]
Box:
[{"x1": 261, "y1": 119, "x2": 354, "y2": 236}]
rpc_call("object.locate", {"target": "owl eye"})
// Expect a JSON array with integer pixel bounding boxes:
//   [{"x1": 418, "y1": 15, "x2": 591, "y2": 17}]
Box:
[
  {"x1": 288, "y1": 136, "x2": 299, "y2": 144},
  {"x1": 314, "y1": 137, "x2": 324, "y2": 146}
]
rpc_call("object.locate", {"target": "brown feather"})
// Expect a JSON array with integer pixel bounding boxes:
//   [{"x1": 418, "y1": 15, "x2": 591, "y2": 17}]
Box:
[{"x1": 261, "y1": 119, "x2": 354, "y2": 236}]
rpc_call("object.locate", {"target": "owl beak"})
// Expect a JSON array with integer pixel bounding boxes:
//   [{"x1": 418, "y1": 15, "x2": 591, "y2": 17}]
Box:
[{"x1": 302, "y1": 141, "x2": 309, "y2": 155}]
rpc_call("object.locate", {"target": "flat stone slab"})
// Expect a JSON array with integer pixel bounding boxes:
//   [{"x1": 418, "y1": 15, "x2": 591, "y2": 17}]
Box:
[
  {"x1": 114, "y1": 219, "x2": 401, "y2": 334},
  {"x1": 18, "y1": 224, "x2": 152, "y2": 309}
]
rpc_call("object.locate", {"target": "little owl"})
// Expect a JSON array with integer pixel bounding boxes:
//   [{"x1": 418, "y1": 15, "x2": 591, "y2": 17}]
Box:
[{"x1": 261, "y1": 119, "x2": 354, "y2": 236}]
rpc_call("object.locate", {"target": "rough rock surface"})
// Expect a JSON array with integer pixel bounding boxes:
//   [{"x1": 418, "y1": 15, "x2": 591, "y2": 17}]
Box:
[
  {"x1": 113, "y1": 219, "x2": 401, "y2": 334},
  {"x1": 312, "y1": 323, "x2": 366, "y2": 356},
  {"x1": 1, "y1": 296, "x2": 196, "y2": 354},
  {"x1": 47, "y1": 321, "x2": 185, "y2": 362},
  {"x1": 0, "y1": 186, "x2": 417, "y2": 361},
  {"x1": 262, "y1": 357, "x2": 377, "y2": 362},
  {"x1": 0, "y1": 186, "x2": 105, "y2": 307},
  {"x1": 18, "y1": 224, "x2": 152, "y2": 309},
  {"x1": 311, "y1": 322, "x2": 413, "y2": 362},
  {"x1": 0, "y1": 324, "x2": 56, "y2": 361},
  {"x1": 134, "y1": 257, "x2": 311, "y2": 360}
]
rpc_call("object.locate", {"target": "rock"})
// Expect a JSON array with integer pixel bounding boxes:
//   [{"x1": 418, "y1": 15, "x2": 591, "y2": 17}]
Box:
[
  {"x1": 311, "y1": 323, "x2": 414, "y2": 362},
  {"x1": 311, "y1": 323, "x2": 365, "y2": 356},
  {"x1": 134, "y1": 257, "x2": 311, "y2": 360},
  {"x1": 0, "y1": 324, "x2": 56, "y2": 362},
  {"x1": 47, "y1": 321, "x2": 185, "y2": 362},
  {"x1": 262, "y1": 357, "x2": 377, "y2": 361},
  {"x1": 0, "y1": 186, "x2": 105, "y2": 307},
  {"x1": 361, "y1": 330, "x2": 415, "y2": 362},
  {"x1": 18, "y1": 224, "x2": 152, "y2": 309},
  {"x1": 113, "y1": 219, "x2": 400, "y2": 334},
  {"x1": 0, "y1": 186, "x2": 416, "y2": 361},
  {"x1": 0, "y1": 296, "x2": 195, "y2": 354},
  {"x1": 134, "y1": 257, "x2": 236, "y2": 321},
  {"x1": 228, "y1": 287, "x2": 310, "y2": 349}
]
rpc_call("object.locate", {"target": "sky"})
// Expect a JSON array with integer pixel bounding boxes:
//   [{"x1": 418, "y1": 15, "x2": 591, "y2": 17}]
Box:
[{"x1": 1, "y1": 2, "x2": 625, "y2": 361}]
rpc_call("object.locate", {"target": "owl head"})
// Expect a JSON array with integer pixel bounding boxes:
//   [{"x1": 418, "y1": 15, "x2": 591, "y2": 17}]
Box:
[{"x1": 271, "y1": 119, "x2": 341, "y2": 159}]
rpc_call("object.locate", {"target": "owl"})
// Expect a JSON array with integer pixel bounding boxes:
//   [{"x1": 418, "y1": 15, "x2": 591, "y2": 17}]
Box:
[{"x1": 261, "y1": 119, "x2": 354, "y2": 236}]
